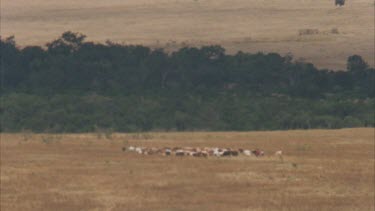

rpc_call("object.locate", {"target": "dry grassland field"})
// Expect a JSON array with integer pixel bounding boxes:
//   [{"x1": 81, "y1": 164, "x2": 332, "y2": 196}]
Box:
[
  {"x1": 0, "y1": 128, "x2": 374, "y2": 211},
  {"x1": 1, "y1": 0, "x2": 374, "y2": 69}
]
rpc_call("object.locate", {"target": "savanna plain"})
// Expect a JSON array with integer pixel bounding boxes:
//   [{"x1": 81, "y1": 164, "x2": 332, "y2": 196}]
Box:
[
  {"x1": 1, "y1": 0, "x2": 374, "y2": 69},
  {"x1": 1, "y1": 128, "x2": 374, "y2": 211}
]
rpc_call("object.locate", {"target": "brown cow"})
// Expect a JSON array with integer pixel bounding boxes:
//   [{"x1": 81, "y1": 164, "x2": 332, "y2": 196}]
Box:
[
  {"x1": 222, "y1": 150, "x2": 231, "y2": 156},
  {"x1": 252, "y1": 149, "x2": 264, "y2": 157},
  {"x1": 230, "y1": 150, "x2": 239, "y2": 156},
  {"x1": 175, "y1": 150, "x2": 185, "y2": 156}
]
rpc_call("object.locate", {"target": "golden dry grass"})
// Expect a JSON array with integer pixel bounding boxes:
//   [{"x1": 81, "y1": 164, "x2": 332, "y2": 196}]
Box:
[
  {"x1": 1, "y1": 128, "x2": 374, "y2": 211},
  {"x1": 1, "y1": 0, "x2": 374, "y2": 69}
]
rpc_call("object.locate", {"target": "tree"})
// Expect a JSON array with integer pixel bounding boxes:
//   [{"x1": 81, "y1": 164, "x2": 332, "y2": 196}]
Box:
[
  {"x1": 347, "y1": 55, "x2": 368, "y2": 72},
  {"x1": 335, "y1": 0, "x2": 345, "y2": 6},
  {"x1": 0, "y1": 36, "x2": 25, "y2": 91},
  {"x1": 46, "y1": 31, "x2": 86, "y2": 55}
]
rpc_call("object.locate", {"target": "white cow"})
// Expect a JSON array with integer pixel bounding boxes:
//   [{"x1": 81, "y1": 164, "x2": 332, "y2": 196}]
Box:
[
  {"x1": 275, "y1": 150, "x2": 283, "y2": 162},
  {"x1": 275, "y1": 150, "x2": 282, "y2": 156},
  {"x1": 243, "y1": 150, "x2": 252, "y2": 156},
  {"x1": 135, "y1": 147, "x2": 143, "y2": 154}
]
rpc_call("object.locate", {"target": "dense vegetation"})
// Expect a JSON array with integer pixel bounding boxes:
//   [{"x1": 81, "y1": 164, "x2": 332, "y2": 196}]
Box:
[{"x1": 1, "y1": 32, "x2": 374, "y2": 132}]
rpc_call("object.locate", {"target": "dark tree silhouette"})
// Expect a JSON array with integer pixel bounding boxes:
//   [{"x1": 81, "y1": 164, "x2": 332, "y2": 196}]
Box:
[
  {"x1": 347, "y1": 55, "x2": 368, "y2": 72},
  {"x1": 1, "y1": 32, "x2": 374, "y2": 132},
  {"x1": 335, "y1": 0, "x2": 345, "y2": 6}
]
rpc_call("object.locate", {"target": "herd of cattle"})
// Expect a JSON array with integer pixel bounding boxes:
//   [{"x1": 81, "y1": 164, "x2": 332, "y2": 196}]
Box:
[{"x1": 122, "y1": 146, "x2": 281, "y2": 158}]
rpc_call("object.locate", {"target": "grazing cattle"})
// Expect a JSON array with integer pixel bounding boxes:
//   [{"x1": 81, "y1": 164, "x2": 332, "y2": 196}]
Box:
[
  {"x1": 201, "y1": 151, "x2": 209, "y2": 158},
  {"x1": 145, "y1": 150, "x2": 154, "y2": 155},
  {"x1": 189, "y1": 152, "x2": 195, "y2": 156},
  {"x1": 230, "y1": 150, "x2": 239, "y2": 156},
  {"x1": 222, "y1": 150, "x2": 231, "y2": 157},
  {"x1": 213, "y1": 148, "x2": 221, "y2": 157},
  {"x1": 172, "y1": 147, "x2": 182, "y2": 151},
  {"x1": 123, "y1": 145, "x2": 268, "y2": 158},
  {"x1": 135, "y1": 147, "x2": 143, "y2": 154},
  {"x1": 164, "y1": 148, "x2": 171, "y2": 156},
  {"x1": 252, "y1": 149, "x2": 264, "y2": 157},
  {"x1": 275, "y1": 150, "x2": 283, "y2": 162},
  {"x1": 275, "y1": 150, "x2": 282, "y2": 156},
  {"x1": 243, "y1": 150, "x2": 252, "y2": 156},
  {"x1": 175, "y1": 150, "x2": 185, "y2": 156},
  {"x1": 191, "y1": 151, "x2": 208, "y2": 158},
  {"x1": 193, "y1": 152, "x2": 202, "y2": 157}
]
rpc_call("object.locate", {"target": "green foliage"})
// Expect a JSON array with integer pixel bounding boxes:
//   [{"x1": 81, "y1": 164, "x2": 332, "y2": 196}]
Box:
[
  {"x1": 1, "y1": 32, "x2": 374, "y2": 132},
  {"x1": 1, "y1": 94, "x2": 373, "y2": 132}
]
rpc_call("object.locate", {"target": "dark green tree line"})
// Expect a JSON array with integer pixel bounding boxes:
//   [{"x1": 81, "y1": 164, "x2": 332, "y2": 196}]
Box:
[{"x1": 1, "y1": 32, "x2": 374, "y2": 132}]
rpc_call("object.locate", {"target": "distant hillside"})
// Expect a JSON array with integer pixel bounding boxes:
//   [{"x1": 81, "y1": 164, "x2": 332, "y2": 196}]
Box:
[{"x1": 1, "y1": 0, "x2": 374, "y2": 69}]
